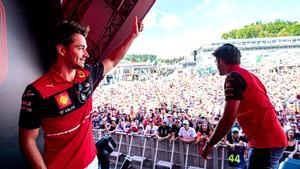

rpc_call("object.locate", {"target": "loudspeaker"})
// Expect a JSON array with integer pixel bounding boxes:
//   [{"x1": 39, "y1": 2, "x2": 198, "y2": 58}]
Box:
[
  {"x1": 120, "y1": 155, "x2": 132, "y2": 169},
  {"x1": 95, "y1": 135, "x2": 117, "y2": 158}
]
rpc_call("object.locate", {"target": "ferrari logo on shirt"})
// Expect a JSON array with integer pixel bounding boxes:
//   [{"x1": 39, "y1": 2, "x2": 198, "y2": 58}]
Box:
[
  {"x1": 55, "y1": 91, "x2": 72, "y2": 109},
  {"x1": 78, "y1": 70, "x2": 85, "y2": 78}
]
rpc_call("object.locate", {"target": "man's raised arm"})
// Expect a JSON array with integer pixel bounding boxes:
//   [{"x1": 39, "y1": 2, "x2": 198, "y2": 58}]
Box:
[
  {"x1": 102, "y1": 16, "x2": 143, "y2": 75},
  {"x1": 201, "y1": 100, "x2": 240, "y2": 159}
]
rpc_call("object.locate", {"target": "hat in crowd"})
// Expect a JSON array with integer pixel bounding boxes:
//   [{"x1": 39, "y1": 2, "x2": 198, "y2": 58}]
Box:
[
  {"x1": 288, "y1": 116, "x2": 296, "y2": 121},
  {"x1": 163, "y1": 119, "x2": 168, "y2": 123},
  {"x1": 111, "y1": 117, "x2": 116, "y2": 121},
  {"x1": 183, "y1": 120, "x2": 189, "y2": 125},
  {"x1": 231, "y1": 127, "x2": 239, "y2": 133}
]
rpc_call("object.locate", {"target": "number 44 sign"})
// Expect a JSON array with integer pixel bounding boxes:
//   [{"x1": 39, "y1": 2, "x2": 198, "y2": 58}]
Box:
[
  {"x1": 228, "y1": 154, "x2": 241, "y2": 163},
  {"x1": 0, "y1": 0, "x2": 8, "y2": 84},
  {"x1": 227, "y1": 145, "x2": 246, "y2": 168}
]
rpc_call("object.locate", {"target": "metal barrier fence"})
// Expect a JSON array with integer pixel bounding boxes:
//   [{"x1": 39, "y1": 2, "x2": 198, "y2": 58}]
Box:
[{"x1": 92, "y1": 129, "x2": 297, "y2": 169}]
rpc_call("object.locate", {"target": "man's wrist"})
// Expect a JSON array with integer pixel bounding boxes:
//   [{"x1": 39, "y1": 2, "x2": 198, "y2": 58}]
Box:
[{"x1": 130, "y1": 32, "x2": 138, "y2": 38}]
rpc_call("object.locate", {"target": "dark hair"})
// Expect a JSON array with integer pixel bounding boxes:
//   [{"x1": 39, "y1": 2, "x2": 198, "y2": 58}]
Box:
[
  {"x1": 286, "y1": 129, "x2": 296, "y2": 140},
  {"x1": 195, "y1": 121, "x2": 211, "y2": 136},
  {"x1": 49, "y1": 20, "x2": 89, "y2": 61},
  {"x1": 212, "y1": 43, "x2": 241, "y2": 65}
]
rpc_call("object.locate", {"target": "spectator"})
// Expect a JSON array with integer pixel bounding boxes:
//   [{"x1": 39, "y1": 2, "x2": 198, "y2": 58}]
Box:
[
  {"x1": 144, "y1": 120, "x2": 158, "y2": 137},
  {"x1": 178, "y1": 120, "x2": 196, "y2": 143},
  {"x1": 135, "y1": 111, "x2": 144, "y2": 123},
  {"x1": 124, "y1": 114, "x2": 132, "y2": 122},
  {"x1": 108, "y1": 117, "x2": 119, "y2": 134},
  {"x1": 226, "y1": 127, "x2": 247, "y2": 147},
  {"x1": 156, "y1": 119, "x2": 172, "y2": 141},
  {"x1": 116, "y1": 120, "x2": 125, "y2": 133},
  {"x1": 285, "y1": 129, "x2": 298, "y2": 155},
  {"x1": 195, "y1": 121, "x2": 213, "y2": 144},
  {"x1": 92, "y1": 110, "x2": 101, "y2": 129},
  {"x1": 153, "y1": 113, "x2": 162, "y2": 127},
  {"x1": 129, "y1": 106, "x2": 136, "y2": 119},
  {"x1": 165, "y1": 114, "x2": 173, "y2": 127},
  {"x1": 99, "y1": 118, "x2": 109, "y2": 135},
  {"x1": 226, "y1": 127, "x2": 247, "y2": 169},
  {"x1": 142, "y1": 116, "x2": 150, "y2": 129},
  {"x1": 123, "y1": 121, "x2": 132, "y2": 134},
  {"x1": 133, "y1": 119, "x2": 144, "y2": 135},
  {"x1": 211, "y1": 115, "x2": 221, "y2": 128},
  {"x1": 170, "y1": 119, "x2": 182, "y2": 142}
]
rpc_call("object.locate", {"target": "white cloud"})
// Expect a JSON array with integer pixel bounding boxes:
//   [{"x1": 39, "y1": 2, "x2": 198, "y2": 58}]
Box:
[
  {"x1": 159, "y1": 13, "x2": 184, "y2": 29},
  {"x1": 214, "y1": 3, "x2": 232, "y2": 17},
  {"x1": 186, "y1": 0, "x2": 211, "y2": 17},
  {"x1": 143, "y1": 9, "x2": 184, "y2": 30},
  {"x1": 143, "y1": 11, "x2": 158, "y2": 28}
]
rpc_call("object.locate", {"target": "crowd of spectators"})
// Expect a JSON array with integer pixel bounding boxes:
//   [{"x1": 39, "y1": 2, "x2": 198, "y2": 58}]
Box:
[{"x1": 91, "y1": 65, "x2": 300, "y2": 162}]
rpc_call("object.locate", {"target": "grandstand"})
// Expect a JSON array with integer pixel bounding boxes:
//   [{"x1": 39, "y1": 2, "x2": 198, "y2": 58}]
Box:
[{"x1": 194, "y1": 36, "x2": 300, "y2": 68}]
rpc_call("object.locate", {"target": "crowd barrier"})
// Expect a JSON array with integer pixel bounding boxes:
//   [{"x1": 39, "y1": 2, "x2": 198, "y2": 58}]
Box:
[{"x1": 92, "y1": 129, "x2": 298, "y2": 169}]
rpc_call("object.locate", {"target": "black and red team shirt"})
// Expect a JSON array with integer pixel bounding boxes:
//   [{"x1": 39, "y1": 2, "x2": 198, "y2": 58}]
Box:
[
  {"x1": 225, "y1": 65, "x2": 287, "y2": 149},
  {"x1": 19, "y1": 62, "x2": 104, "y2": 169}
]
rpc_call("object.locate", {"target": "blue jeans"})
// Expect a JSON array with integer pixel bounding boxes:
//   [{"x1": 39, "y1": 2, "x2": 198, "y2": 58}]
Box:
[{"x1": 247, "y1": 148, "x2": 285, "y2": 169}]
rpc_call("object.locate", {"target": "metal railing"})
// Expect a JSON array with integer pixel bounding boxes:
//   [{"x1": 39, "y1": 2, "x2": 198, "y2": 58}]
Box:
[{"x1": 92, "y1": 129, "x2": 298, "y2": 169}]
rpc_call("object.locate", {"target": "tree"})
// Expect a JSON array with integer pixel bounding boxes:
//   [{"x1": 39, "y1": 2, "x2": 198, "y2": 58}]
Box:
[{"x1": 221, "y1": 20, "x2": 300, "y2": 39}]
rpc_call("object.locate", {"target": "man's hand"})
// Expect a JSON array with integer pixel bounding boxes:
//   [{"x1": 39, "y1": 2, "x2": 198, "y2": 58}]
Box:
[
  {"x1": 201, "y1": 142, "x2": 213, "y2": 160},
  {"x1": 102, "y1": 15, "x2": 144, "y2": 75},
  {"x1": 132, "y1": 16, "x2": 144, "y2": 37}
]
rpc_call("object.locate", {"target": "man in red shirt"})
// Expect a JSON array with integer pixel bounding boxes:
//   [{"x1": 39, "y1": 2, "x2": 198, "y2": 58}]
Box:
[
  {"x1": 201, "y1": 43, "x2": 287, "y2": 169},
  {"x1": 18, "y1": 17, "x2": 143, "y2": 169}
]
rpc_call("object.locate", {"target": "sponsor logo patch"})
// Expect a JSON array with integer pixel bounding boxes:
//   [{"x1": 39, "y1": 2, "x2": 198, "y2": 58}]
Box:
[
  {"x1": 78, "y1": 70, "x2": 85, "y2": 78},
  {"x1": 55, "y1": 91, "x2": 72, "y2": 109}
]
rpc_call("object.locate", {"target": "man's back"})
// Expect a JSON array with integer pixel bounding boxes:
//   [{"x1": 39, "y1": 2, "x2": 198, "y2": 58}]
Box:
[{"x1": 231, "y1": 66, "x2": 287, "y2": 148}]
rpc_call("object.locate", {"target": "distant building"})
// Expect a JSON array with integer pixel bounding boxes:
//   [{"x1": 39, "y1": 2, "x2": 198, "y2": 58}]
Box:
[{"x1": 194, "y1": 36, "x2": 300, "y2": 68}]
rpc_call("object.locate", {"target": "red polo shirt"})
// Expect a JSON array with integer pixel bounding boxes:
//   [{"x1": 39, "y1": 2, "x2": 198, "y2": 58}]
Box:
[
  {"x1": 226, "y1": 65, "x2": 287, "y2": 148},
  {"x1": 19, "y1": 62, "x2": 104, "y2": 169}
]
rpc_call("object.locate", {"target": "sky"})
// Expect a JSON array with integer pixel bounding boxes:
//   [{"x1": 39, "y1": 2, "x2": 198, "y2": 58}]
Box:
[{"x1": 127, "y1": 0, "x2": 300, "y2": 59}]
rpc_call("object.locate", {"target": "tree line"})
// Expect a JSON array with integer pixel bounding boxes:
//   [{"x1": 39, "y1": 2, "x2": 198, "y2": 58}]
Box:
[
  {"x1": 222, "y1": 20, "x2": 300, "y2": 39},
  {"x1": 124, "y1": 54, "x2": 185, "y2": 65}
]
